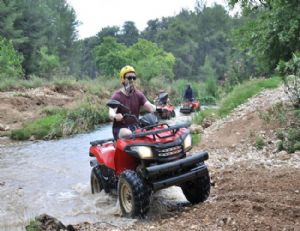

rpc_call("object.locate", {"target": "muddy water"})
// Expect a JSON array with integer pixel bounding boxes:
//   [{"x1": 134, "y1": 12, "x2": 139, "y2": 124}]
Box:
[{"x1": 0, "y1": 110, "x2": 193, "y2": 231}]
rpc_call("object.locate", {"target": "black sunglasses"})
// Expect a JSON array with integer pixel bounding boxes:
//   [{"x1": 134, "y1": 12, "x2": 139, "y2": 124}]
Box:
[{"x1": 126, "y1": 76, "x2": 137, "y2": 80}]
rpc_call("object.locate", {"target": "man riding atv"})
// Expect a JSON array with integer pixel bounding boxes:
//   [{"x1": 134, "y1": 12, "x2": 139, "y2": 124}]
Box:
[
  {"x1": 88, "y1": 66, "x2": 210, "y2": 218},
  {"x1": 109, "y1": 65, "x2": 156, "y2": 139},
  {"x1": 154, "y1": 90, "x2": 176, "y2": 119}
]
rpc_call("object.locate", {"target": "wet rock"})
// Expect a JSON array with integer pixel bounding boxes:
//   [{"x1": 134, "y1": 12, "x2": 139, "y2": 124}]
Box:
[
  {"x1": 0, "y1": 123, "x2": 9, "y2": 131},
  {"x1": 277, "y1": 150, "x2": 291, "y2": 161},
  {"x1": 32, "y1": 214, "x2": 75, "y2": 231},
  {"x1": 202, "y1": 117, "x2": 215, "y2": 128},
  {"x1": 29, "y1": 135, "x2": 36, "y2": 141},
  {"x1": 190, "y1": 124, "x2": 203, "y2": 134}
]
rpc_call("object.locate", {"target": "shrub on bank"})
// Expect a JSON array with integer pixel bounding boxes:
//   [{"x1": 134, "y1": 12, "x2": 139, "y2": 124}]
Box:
[{"x1": 10, "y1": 101, "x2": 109, "y2": 140}]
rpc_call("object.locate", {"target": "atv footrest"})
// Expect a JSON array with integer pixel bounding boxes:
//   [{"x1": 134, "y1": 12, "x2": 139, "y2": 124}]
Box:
[{"x1": 152, "y1": 164, "x2": 208, "y2": 191}]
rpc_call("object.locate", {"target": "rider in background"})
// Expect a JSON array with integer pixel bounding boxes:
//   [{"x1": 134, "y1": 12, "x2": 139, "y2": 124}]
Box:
[
  {"x1": 154, "y1": 89, "x2": 170, "y2": 105},
  {"x1": 183, "y1": 84, "x2": 194, "y2": 102},
  {"x1": 108, "y1": 65, "x2": 156, "y2": 139}
]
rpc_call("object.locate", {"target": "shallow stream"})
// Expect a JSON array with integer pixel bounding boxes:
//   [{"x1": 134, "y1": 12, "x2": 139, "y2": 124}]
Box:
[{"x1": 0, "y1": 109, "x2": 192, "y2": 230}]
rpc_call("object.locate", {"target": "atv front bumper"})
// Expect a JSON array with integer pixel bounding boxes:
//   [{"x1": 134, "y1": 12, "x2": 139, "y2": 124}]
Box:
[{"x1": 144, "y1": 152, "x2": 209, "y2": 191}]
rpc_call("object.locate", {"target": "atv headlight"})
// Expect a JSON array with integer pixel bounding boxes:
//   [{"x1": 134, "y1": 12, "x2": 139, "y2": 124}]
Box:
[
  {"x1": 130, "y1": 146, "x2": 153, "y2": 159},
  {"x1": 183, "y1": 134, "x2": 192, "y2": 151}
]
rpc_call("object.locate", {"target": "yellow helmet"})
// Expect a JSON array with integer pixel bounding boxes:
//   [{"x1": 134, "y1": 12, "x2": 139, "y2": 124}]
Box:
[{"x1": 119, "y1": 65, "x2": 136, "y2": 83}]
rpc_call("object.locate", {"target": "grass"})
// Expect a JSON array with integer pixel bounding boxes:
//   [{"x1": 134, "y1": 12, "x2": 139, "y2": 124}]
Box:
[
  {"x1": 192, "y1": 76, "x2": 282, "y2": 126},
  {"x1": 192, "y1": 108, "x2": 218, "y2": 125},
  {"x1": 218, "y1": 77, "x2": 281, "y2": 117},
  {"x1": 0, "y1": 76, "x2": 43, "y2": 91},
  {"x1": 255, "y1": 135, "x2": 265, "y2": 149},
  {"x1": 192, "y1": 133, "x2": 201, "y2": 145},
  {"x1": 25, "y1": 219, "x2": 42, "y2": 231},
  {"x1": 11, "y1": 114, "x2": 64, "y2": 140}
]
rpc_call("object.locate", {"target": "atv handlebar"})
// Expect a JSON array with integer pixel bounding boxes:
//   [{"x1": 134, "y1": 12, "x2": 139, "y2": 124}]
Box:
[{"x1": 123, "y1": 122, "x2": 191, "y2": 139}]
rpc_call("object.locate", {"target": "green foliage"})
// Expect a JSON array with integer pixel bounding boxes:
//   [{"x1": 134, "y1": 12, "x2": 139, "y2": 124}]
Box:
[
  {"x1": 192, "y1": 108, "x2": 218, "y2": 125},
  {"x1": 257, "y1": 102, "x2": 300, "y2": 154},
  {"x1": 118, "y1": 21, "x2": 139, "y2": 46},
  {"x1": 218, "y1": 77, "x2": 281, "y2": 117},
  {"x1": 25, "y1": 219, "x2": 42, "y2": 231},
  {"x1": 276, "y1": 52, "x2": 300, "y2": 108},
  {"x1": 172, "y1": 79, "x2": 202, "y2": 104},
  {"x1": 258, "y1": 102, "x2": 287, "y2": 125},
  {"x1": 128, "y1": 39, "x2": 175, "y2": 81},
  {"x1": 38, "y1": 46, "x2": 60, "y2": 78},
  {"x1": 0, "y1": 36, "x2": 23, "y2": 79},
  {"x1": 224, "y1": 49, "x2": 258, "y2": 93},
  {"x1": 0, "y1": 0, "x2": 78, "y2": 76},
  {"x1": 200, "y1": 56, "x2": 219, "y2": 100},
  {"x1": 93, "y1": 38, "x2": 175, "y2": 81},
  {"x1": 277, "y1": 128, "x2": 300, "y2": 153},
  {"x1": 0, "y1": 75, "x2": 43, "y2": 91},
  {"x1": 11, "y1": 113, "x2": 64, "y2": 140},
  {"x1": 10, "y1": 99, "x2": 109, "y2": 140},
  {"x1": 255, "y1": 135, "x2": 265, "y2": 150},
  {"x1": 83, "y1": 76, "x2": 120, "y2": 97},
  {"x1": 192, "y1": 133, "x2": 201, "y2": 145},
  {"x1": 62, "y1": 101, "x2": 108, "y2": 136},
  {"x1": 231, "y1": 0, "x2": 300, "y2": 72},
  {"x1": 93, "y1": 36, "x2": 128, "y2": 76}
]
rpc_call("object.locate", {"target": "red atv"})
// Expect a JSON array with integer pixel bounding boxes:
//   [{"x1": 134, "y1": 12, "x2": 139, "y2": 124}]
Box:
[
  {"x1": 179, "y1": 99, "x2": 201, "y2": 114},
  {"x1": 155, "y1": 92, "x2": 176, "y2": 119},
  {"x1": 89, "y1": 100, "x2": 210, "y2": 217}
]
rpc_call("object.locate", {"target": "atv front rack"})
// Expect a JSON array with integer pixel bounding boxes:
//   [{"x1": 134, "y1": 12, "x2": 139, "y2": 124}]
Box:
[{"x1": 124, "y1": 122, "x2": 191, "y2": 140}]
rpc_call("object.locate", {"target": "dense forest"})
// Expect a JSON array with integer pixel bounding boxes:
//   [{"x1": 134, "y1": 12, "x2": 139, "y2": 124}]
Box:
[{"x1": 0, "y1": 0, "x2": 299, "y2": 104}]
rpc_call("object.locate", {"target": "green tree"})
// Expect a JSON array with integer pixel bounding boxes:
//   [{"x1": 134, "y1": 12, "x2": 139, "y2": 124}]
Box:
[
  {"x1": 38, "y1": 46, "x2": 60, "y2": 78},
  {"x1": 0, "y1": 36, "x2": 23, "y2": 79},
  {"x1": 97, "y1": 26, "x2": 120, "y2": 43},
  {"x1": 126, "y1": 39, "x2": 175, "y2": 81},
  {"x1": 230, "y1": 0, "x2": 300, "y2": 72},
  {"x1": 93, "y1": 36, "x2": 128, "y2": 76},
  {"x1": 118, "y1": 21, "x2": 139, "y2": 46},
  {"x1": 0, "y1": 0, "x2": 24, "y2": 46},
  {"x1": 0, "y1": 0, "x2": 78, "y2": 77},
  {"x1": 200, "y1": 56, "x2": 218, "y2": 99}
]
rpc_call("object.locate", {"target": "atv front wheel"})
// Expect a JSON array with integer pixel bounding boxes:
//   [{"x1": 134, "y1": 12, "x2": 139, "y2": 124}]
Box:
[
  {"x1": 118, "y1": 170, "x2": 151, "y2": 218},
  {"x1": 181, "y1": 168, "x2": 210, "y2": 204},
  {"x1": 91, "y1": 167, "x2": 103, "y2": 194}
]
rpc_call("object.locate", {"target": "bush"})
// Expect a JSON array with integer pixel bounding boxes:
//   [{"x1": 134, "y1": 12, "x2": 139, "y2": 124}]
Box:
[
  {"x1": 192, "y1": 108, "x2": 218, "y2": 125},
  {"x1": 276, "y1": 52, "x2": 300, "y2": 108},
  {"x1": 255, "y1": 135, "x2": 265, "y2": 150},
  {"x1": 192, "y1": 133, "x2": 201, "y2": 145}
]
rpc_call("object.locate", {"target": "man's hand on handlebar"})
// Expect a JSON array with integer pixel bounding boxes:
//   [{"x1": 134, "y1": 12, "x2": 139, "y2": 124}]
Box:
[{"x1": 114, "y1": 113, "x2": 123, "y2": 122}]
